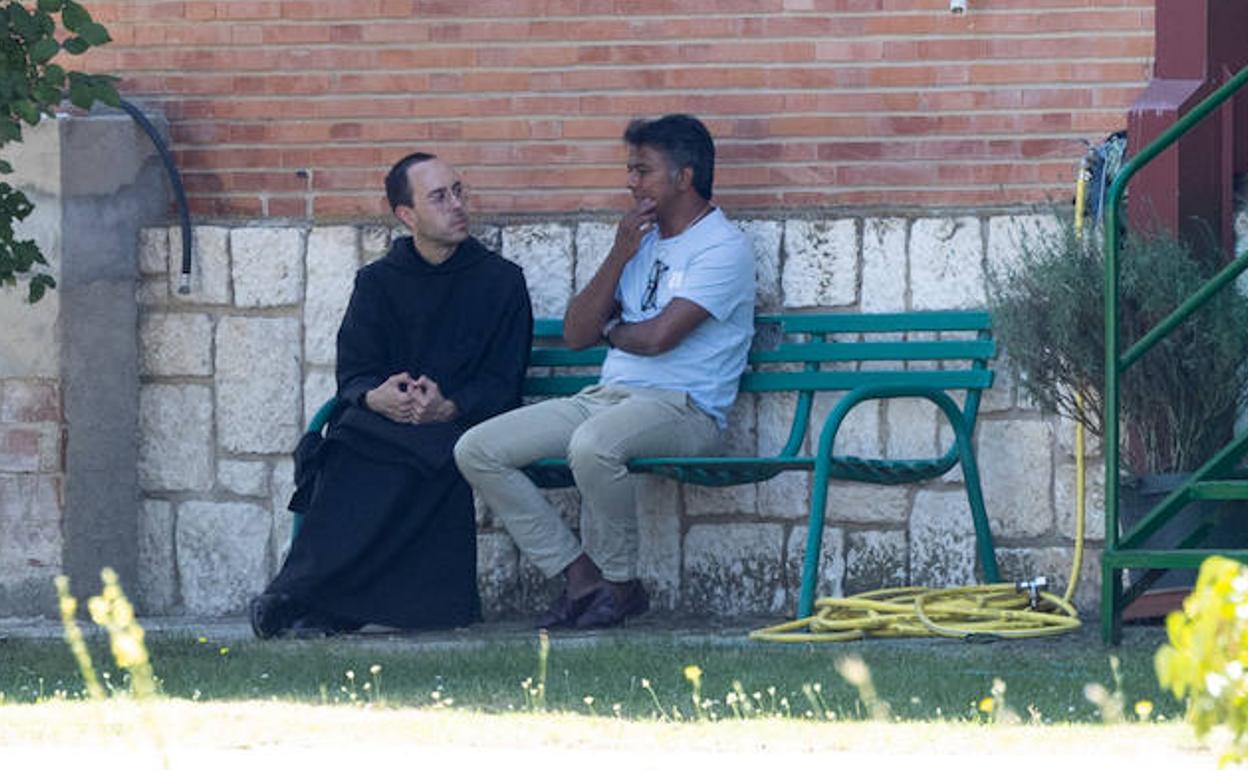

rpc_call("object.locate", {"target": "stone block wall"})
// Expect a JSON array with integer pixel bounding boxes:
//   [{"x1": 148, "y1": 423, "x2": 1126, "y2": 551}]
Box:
[
  {"x1": 134, "y1": 212, "x2": 1117, "y2": 618},
  {"x1": 0, "y1": 380, "x2": 63, "y2": 611}
]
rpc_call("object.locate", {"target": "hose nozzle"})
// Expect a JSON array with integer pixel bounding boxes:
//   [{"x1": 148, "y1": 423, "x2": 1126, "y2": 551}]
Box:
[{"x1": 1015, "y1": 576, "x2": 1049, "y2": 609}]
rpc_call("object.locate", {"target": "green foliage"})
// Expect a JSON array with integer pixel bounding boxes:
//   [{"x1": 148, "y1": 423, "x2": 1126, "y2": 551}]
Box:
[
  {"x1": 1155, "y1": 556, "x2": 1248, "y2": 766},
  {"x1": 0, "y1": 0, "x2": 117, "y2": 303},
  {"x1": 987, "y1": 212, "x2": 1248, "y2": 474}
]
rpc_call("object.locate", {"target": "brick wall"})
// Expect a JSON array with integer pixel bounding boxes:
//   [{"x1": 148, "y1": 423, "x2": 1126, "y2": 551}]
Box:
[{"x1": 83, "y1": 0, "x2": 1153, "y2": 219}]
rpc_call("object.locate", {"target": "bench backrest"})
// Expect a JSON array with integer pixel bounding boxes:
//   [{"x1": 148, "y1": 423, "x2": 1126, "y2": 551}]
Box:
[{"x1": 527, "y1": 310, "x2": 995, "y2": 457}]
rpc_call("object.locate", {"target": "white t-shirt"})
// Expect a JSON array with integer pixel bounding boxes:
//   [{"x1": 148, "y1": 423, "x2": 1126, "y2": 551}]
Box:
[{"x1": 601, "y1": 207, "x2": 755, "y2": 429}]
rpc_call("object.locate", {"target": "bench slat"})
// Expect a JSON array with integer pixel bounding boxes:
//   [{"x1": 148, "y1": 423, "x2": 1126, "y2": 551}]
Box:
[
  {"x1": 755, "y1": 310, "x2": 991, "y2": 334},
  {"x1": 750, "y1": 339, "x2": 995, "y2": 363},
  {"x1": 740, "y1": 368, "x2": 993, "y2": 392}
]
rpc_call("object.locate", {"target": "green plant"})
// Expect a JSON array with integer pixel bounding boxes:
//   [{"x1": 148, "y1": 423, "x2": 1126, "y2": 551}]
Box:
[
  {"x1": 987, "y1": 212, "x2": 1248, "y2": 475},
  {"x1": 1, "y1": 0, "x2": 118, "y2": 302},
  {"x1": 1155, "y1": 556, "x2": 1248, "y2": 766}
]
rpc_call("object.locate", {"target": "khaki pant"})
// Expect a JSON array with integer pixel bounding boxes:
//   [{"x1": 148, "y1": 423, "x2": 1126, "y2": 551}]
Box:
[{"x1": 454, "y1": 385, "x2": 720, "y2": 582}]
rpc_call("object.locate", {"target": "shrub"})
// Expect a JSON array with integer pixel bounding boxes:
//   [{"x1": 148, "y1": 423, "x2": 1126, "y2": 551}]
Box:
[
  {"x1": 1155, "y1": 556, "x2": 1248, "y2": 766},
  {"x1": 0, "y1": 0, "x2": 118, "y2": 302}
]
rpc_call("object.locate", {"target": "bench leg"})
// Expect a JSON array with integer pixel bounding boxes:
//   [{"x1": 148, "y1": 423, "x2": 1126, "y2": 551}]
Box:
[
  {"x1": 798, "y1": 462, "x2": 832, "y2": 619},
  {"x1": 956, "y1": 428, "x2": 1000, "y2": 583}
]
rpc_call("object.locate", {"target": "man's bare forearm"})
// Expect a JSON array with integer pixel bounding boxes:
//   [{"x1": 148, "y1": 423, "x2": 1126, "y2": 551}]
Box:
[{"x1": 563, "y1": 247, "x2": 630, "y2": 349}]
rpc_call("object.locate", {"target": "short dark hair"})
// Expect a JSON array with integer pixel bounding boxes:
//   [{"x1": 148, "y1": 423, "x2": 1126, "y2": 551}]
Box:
[
  {"x1": 385, "y1": 152, "x2": 438, "y2": 211},
  {"x1": 623, "y1": 114, "x2": 715, "y2": 200}
]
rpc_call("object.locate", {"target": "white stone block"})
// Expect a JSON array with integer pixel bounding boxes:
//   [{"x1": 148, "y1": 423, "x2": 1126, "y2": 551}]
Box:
[
  {"x1": 574, "y1": 222, "x2": 616, "y2": 293},
  {"x1": 910, "y1": 217, "x2": 985, "y2": 310},
  {"x1": 823, "y1": 481, "x2": 909, "y2": 524},
  {"x1": 683, "y1": 522, "x2": 785, "y2": 615},
  {"x1": 138, "y1": 227, "x2": 168, "y2": 275},
  {"x1": 218, "y1": 459, "x2": 269, "y2": 497},
  {"x1": 503, "y1": 224, "x2": 573, "y2": 318},
  {"x1": 861, "y1": 218, "x2": 907, "y2": 312},
  {"x1": 471, "y1": 224, "x2": 502, "y2": 253},
  {"x1": 216, "y1": 317, "x2": 302, "y2": 453},
  {"x1": 137, "y1": 276, "x2": 168, "y2": 307},
  {"x1": 303, "y1": 368, "x2": 337, "y2": 427},
  {"x1": 231, "y1": 227, "x2": 306, "y2": 308},
  {"x1": 909, "y1": 489, "x2": 978, "y2": 587},
  {"x1": 757, "y1": 392, "x2": 810, "y2": 519},
  {"x1": 885, "y1": 398, "x2": 938, "y2": 458},
  {"x1": 685, "y1": 395, "x2": 756, "y2": 516},
  {"x1": 137, "y1": 499, "x2": 176, "y2": 613},
  {"x1": 978, "y1": 419, "x2": 1053, "y2": 538},
  {"x1": 176, "y1": 501, "x2": 271, "y2": 615},
  {"x1": 785, "y1": 524, "x2": 845, "y2": 608},
  {"x1": 138, "y1": 384, "x2": 213, "y2": 492},
  {"x1": 0, "y1": 475, "x2": 61, "y2": 583},
  {"x1": 1055, "y1": 460, "x2": 1105, "y2": 543},
  {"x1": 737, "y1": 219, "x2": 782, "y2": 308},
  {"x1": 845, "y1": 529, "x2": 908, "y2": 595},
  {"x1": 304, "y1": 226, "x2": 359, "y2": 366},
  {"x1": 812, "y1": 394, "x2": 881, "y2": 457},
  {"x1": 979, "y1": 352, "x2": 1017, "y2": 414},
  {"x1": 169, "y1": 226, "x2": 231, "y2": 305},
  {"x1": 997, "y1": 545, "x2": 1101, "y2": 617},
  {"x1": 139, "y1": 312, "x2": 213, "y2": 376},
  {"x1": 477, "y1": 530, "x2": 519, "y2": 618},
  {"x1": 361, "y1": 224, "x2": 391, "y2": 264},
  {"x1": 1055, "y1": 415, "x2": 1102, "y2": 458},
  {"x1": 986, "y1": 214, "x2": 1062, "y2": 282},
  {"x1": 270, "y1": 458, "x2": 296, "y2": 570},
  {"x1": 636, "y1": 476, "x2": 681, "y2": 610},
  {"x1": 782, "y1": 219, "x2": 857, "y2": 308}
]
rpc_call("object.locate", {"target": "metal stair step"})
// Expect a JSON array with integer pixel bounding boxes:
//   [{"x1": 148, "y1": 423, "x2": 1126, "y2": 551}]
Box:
[{"x1": 1187, "y1": 481, "x2": 1248, "y2": 501}]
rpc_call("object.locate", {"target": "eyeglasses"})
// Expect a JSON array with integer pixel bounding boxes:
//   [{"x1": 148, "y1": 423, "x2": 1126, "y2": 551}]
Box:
[
  {"x1": 641, "y1": 259, "x2": 668, "y2": 311},
  {"x1": 426, "y1": 182, "x2": 467, "y2": 208}
]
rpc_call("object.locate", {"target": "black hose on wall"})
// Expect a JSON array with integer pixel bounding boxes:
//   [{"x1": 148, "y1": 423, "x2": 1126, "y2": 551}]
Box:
[{"x1": 116, "y1": 97, "x2": 193, "y2": 294}]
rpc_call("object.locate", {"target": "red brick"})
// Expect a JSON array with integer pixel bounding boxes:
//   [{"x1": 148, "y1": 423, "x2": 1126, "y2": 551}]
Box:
[
  {"x1": 0, "y1": 381, "x2": 61, "y2": 423},
  {"x1": 266, "y1": 196, "x2": 311, "y2": 218}
]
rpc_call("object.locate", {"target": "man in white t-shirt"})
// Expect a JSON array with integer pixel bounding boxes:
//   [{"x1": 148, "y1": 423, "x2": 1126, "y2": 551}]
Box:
[{"x1": 455, "y1": 114, "x2": 755, "y2": 629}]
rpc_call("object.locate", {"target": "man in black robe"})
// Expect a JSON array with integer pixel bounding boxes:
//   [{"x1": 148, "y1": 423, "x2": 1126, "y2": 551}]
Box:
[{"x1": 250, "y1": 152, "x2": 533, "y2": 638}]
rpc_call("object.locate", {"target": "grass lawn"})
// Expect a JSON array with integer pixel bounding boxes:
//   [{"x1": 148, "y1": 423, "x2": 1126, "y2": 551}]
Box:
[
  {"x1": 0, "y1": 623, "x2": 1181, "y2": 724},
  {"x1": 2, "y1": 623, "x2": 1222, "y2": 768}
]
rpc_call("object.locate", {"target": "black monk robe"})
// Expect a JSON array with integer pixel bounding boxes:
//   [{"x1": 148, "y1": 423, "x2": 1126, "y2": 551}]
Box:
[{"x1": 265, "y1": 235, "x2": 533, "y2": 630}]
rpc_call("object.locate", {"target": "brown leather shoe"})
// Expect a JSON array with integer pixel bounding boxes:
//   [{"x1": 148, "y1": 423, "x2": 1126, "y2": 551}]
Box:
[
  {"x1": 535, "y1": 588, "x2": 597, "y2": 629},
  {"x1": 573, "y1": 580, "x2": 650, "y2": 629}
]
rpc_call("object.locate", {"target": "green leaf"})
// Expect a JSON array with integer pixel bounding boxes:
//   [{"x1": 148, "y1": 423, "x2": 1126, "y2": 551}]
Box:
[
  {"x1": 80, "y1": 21, "x2": 110, "y2": 46},
  {"x1": 61, "y1": 36, "x2": 88, "y2": 55},
  {"x1": 61, "y1": 0, "x2": 90, "y2": 32},
  {"x1": 67, "y1": 78, "x2": 91, "y2": 108},
  {"x1": 13, "y1": 240, "x2": 38, "y2": 271},
  {"x1": 14, "y1": 99, "x2": 39, "y2": 126},
  {"x1": 29, "y1": 36, "x2": 59, "y2": 64},
  {"x1": 38, "y1": 0, "x2": 64, "y2": 12},
  {"x1": 0, "y1": 118, "x2": 22, "y2": 143},
  {"x1": 33, "y1": 83, "x2": 63, "y2": 106},
  {"x1": 0, "y1": 160, "x2": 12, "y2": 174},
  {"x1": 27, "y1": 273, "x2": 54, "y2": 303},
  {"x1": 42, "y1": 64, "x2": 66, "y2": 86},
  {"x1": 92, "y1": 76, "x2": 119, "y2": 107}
]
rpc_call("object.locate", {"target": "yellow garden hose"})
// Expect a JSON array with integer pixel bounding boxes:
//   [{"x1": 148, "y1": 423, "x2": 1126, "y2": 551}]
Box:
[{"x1": 750, "y1": 156, "x2": 1094, "y2": 644}]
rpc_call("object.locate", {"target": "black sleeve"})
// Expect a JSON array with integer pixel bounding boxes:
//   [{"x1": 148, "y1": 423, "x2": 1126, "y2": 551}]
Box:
[
  {"x1": 448, "y1": 272, "x2": 534, "y2": 427},
  {"x1": 335, "y1": 270, "x2": 391, "y2": 408}
]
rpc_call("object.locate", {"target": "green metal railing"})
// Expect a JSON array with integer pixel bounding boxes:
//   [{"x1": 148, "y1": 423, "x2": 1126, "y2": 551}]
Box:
[{"x1": 1101, "y1": 63, "x2": 1248, "y2": 643}]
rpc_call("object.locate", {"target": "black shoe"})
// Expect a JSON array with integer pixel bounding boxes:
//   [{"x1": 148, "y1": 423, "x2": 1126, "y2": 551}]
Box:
[
  {"x1": 535, "y1": 588, "x2": 598, "y2": 630},
  {"x1": 249, "y1": 592, "x2": 300, "y2": 639},
  {"x1": 279, "y1": 608, "x2": 362, "y2": 639},
  {"x1": 574, "y1": 581, "x2": 650, "y2": 630}
]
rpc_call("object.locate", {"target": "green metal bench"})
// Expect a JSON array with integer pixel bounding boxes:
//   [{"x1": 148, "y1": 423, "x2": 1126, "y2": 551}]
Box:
[{"x1": 303, "y1": 310, "x2": 1000, "y2": 620}]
